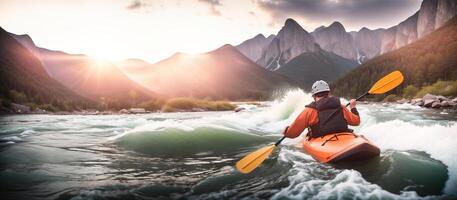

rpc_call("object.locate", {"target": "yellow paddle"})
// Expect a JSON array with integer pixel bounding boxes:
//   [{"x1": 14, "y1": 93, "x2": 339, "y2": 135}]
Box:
[{"x1": 235, "y1": 70, "x2": 404, "y2": 174}]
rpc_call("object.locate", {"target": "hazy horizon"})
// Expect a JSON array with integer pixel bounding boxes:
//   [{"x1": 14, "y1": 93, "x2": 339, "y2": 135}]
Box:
[{"x1": 0, "y1": 0, "x2": 421, "y2": 63}]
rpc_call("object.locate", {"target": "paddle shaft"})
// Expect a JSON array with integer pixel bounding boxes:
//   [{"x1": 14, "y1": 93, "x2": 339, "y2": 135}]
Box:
[{"x1": 344, "y1": 92, "x2": 369, "y2": 107}]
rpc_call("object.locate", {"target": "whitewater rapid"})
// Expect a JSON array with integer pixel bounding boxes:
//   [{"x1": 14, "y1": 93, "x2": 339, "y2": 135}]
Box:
[{"x1": 1, "y1": 90, "x2": 456, "y2": 199}]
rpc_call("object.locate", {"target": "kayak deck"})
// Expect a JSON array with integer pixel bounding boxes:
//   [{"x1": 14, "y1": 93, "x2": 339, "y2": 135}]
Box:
[{"x1": 302, "y1": 132, "x2": 380, "y2": 163}]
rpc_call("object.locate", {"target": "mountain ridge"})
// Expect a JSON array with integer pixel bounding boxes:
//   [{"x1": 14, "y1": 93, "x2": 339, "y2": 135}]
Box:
[
  {"x1": 332, "y1": 16, "x2": 457, "y2": 99},
  {"x1": 0, "y1": 27, "x2": 93, "y2": 111},
  {"x1": 121, "y1": 44, "x2": 297, "y2": 100}
]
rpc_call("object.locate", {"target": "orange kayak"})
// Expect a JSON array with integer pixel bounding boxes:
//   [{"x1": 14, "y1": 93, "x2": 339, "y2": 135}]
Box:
[{"x1": 302, "y1": 132, "x2": 380, "y2": 163}]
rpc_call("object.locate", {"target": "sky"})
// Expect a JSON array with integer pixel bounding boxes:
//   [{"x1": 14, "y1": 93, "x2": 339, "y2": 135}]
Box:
[{"x1": 0, "y1": 0, "x2": 422, "y2": 63}]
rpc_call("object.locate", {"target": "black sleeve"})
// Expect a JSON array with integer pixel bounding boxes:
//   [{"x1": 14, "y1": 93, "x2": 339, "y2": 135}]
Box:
[{"x1": 351, "y1": 108, "x2": 359, "y2": 116}]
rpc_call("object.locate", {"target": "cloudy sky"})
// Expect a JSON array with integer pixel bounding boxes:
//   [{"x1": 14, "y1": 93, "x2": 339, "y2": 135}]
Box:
[{"x1": 0, "y1": 0, "x2": 421, "y2": 63}]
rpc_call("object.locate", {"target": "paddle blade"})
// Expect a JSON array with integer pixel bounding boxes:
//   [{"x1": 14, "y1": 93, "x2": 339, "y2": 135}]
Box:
[
  {"x1": 368, "y1": 70, "x2": 404, "y2": 94},
  {"x1": 236, "y1": 145, "x2": 275, "y2": 174}
]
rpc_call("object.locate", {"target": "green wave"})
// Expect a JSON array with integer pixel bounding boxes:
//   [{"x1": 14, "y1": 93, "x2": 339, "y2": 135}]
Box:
[{"x1": 115, "y1": 127, "x2": 271, "y2": 156}]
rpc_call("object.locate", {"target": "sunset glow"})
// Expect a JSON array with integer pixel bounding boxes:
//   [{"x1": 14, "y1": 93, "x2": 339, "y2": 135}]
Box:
[{"x1": 0, "y1": 0, "x2": 421, "y2": 63}]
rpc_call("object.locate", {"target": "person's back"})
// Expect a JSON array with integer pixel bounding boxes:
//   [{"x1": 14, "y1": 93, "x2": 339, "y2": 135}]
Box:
[{"x1": 283, "y1": 80, "x2": 360, "y2": 138}]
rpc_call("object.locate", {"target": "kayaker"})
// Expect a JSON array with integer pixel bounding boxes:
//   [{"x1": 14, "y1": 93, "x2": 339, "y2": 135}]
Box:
[{"x1": 283, "y1": 80, "x2": 360, "y2": 139}]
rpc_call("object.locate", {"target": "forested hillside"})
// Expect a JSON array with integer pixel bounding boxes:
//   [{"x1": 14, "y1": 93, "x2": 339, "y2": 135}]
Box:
[{"x1": 332, "y1": 17, "x2": 457, "y2": 100}]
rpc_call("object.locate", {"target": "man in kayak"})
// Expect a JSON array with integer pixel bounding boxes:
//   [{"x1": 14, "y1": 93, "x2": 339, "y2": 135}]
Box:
[{"x1": 283, "y1": 80, "x2": 360, "y2": 139}]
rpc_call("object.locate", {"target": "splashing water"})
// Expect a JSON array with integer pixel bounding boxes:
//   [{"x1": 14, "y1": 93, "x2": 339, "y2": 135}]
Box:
[{"x1": 1, "y1": 90, "x2": 456, "y2": 199}]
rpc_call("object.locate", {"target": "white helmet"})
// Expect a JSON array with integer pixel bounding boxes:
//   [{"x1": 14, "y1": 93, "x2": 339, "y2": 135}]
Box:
[{"x1": 311, "y1": 80, "x2": 330, "y2": 95}]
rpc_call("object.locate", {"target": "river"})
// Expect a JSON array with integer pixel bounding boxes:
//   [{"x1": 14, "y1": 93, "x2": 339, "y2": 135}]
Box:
[{"x1": 1, "y1": 90, "x2": 456, "y2": 200}]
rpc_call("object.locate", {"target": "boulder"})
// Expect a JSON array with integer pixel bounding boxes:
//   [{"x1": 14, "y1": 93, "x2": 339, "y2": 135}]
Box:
[
  {"x1": 411, "y1": 98, "x2": 424, "y2": 106},
  {"x1": 32, "y1": 108, "x2": 47, "y2": 114},
  {"x1": 437, "y1": 95, "x2": 450, "y2": 102},
  {"x1": 397, "y1": 99, "x2": 410, "y2": 104},
  {"x1": 440, "y1": 101, "x2": 450, "y2": 107},
  {"x1": 234, "y1": 107, "x2": 245, "y2": 112},
  {"x1": 423, "y1": 93, "x2": 438, "y2": 100},
  {"x1": 423, "y1": 99, "x2": 436, "y2": 107},
  {"x1": 129, "y1": 108, "x2": 146, "y2": 114},
  {"x1": 11, "y1": 103, "x2": 31, "y2": 113},
  {"x1": 119, "y1": 109, "x2": 129, "y2": 114},
  {"x1": 431, "y1": 101, "x2": 441, "y2": 108},
  {"x1": 452, "y1": 98, "x2": 457, "y2": 103}
]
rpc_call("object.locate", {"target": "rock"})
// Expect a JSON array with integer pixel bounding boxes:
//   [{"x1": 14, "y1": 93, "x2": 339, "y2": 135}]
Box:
[
  {"x1": 423, "y1": 99, "x2": 436, "y2": 107},
  {"x1": 397, "y1": 99, "x2": 410, "y2": 104},
  {"x1": 452, "y1": 98, "x2": 457, "y2": 103},
  {"x1": 10, "y1": 103, "x2": 31, "y2": 113},
  {"x1": 191, "y1": 108, "x2": 205, "y2": 112},
  {"x1": 416, "y1": 101, "x2": 424, "y2": 106},
  {"x1": 440, "y1": 101, "x2": 450, "y2": 107},
  {"x1": 448, "y1": 101, "x2": 457, "y2": 107},
  {"x1": 411, "y1": 98, "x2": 424, "y2": 106},
  {"x1": 129, "y1": 108, "x2": 146, "y2": 114},
  {"x1": 234, "y1": 107, "x2": 245, "y2": 112},
  {"x1": 119, "y1": 109, "x2": 129, "y2": 114},
  {"x1": 423, "y1": 93, "x2": 438, "y2": 100},
  {"x1": 32, "y1": 108, "x2": 47, "y2": 114},
  {"x1": 431, "y1": 101, "x2": 441, "y2": 108},
  {"x1": 437, "y1": 95, "x2": 450, "y2": 102}
]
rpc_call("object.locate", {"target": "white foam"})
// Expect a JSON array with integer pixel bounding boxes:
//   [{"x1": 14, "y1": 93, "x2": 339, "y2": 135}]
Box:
[
  {"x1": 275, "y1": 149, "x2": 421, "y2": 199},
  {"x1": 360, "y1": 120, "x2": 457, "y2": 195},
  {"x1": 258, "y1": 90, "x2": 457, "y2": 196},
  {"x1": 2, "y1": 136, "x2": 23, "y2": 142}
]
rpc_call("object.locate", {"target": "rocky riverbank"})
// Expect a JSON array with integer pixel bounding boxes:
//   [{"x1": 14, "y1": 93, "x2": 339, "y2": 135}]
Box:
[
  {"x1": 397, "y1": 93, "x2": 457, "y2": 109},
  {"x1": 2, "y1": 102, "x2": 239, "y2": 115}
]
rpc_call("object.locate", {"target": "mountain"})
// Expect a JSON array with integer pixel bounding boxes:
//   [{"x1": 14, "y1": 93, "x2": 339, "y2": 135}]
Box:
[
  {"x1": 352, "y1": 27, "x2": 384, "y2": 63},
  {"x1": 257, "y1": 18, "x2": 317, "y2": 70},
  {"x1": 332, "y1": 16, "x2": 457, "y2": 99},
  {"x1": 121, "y1": 44, "x2": 296, "y2": 100},
  {"x1": 0, "y1": 27, "x2": 92, "y2": 111},
  {"x1": 236, "y1": 34, "x2": 275, "y2": 62},
  {"x1": 276, "y1": 46, "x2": 358, "y2": 88},
  {"x1": 236, "y1": 0, "x2": 456, "y2": 64},
  {"x1": 380, "y1": 12, "x2": 419, "y2": 54},
  {"x1": 380, "y1": 0, "x2": 457, "y2": 54},
  {"x1": 10, "y1": 33, "x2": 154, "y2": 105},
  {"x1": 311, "y1": 22, "x2": 357, "y2": 61},
  {"x1": 435, "y1": 0, "x2": 457, "y2": 28},
  {"x1": 235, "y1": 19, "x2": 358, "y2": 89}
]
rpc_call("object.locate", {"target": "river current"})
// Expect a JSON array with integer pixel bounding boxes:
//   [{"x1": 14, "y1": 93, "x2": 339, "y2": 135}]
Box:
[{"x1": 1, "y1": 90, "x2": 456, "y2": 199}]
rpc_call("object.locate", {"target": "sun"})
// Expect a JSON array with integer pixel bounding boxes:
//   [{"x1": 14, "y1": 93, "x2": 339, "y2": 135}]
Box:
[{"x1": 90, "y1": 56, "x2": 112, "y2": 66}]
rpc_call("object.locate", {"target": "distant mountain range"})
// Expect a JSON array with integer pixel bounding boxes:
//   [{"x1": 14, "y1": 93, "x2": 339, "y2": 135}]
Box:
[
  {"x1": 236, "y1": 0, "x2": 457, "y2": 65},
  {"x1": 236, "y1": 18, "x2": 358, "y2": 88},
  {"x1": 1, "y1": 31, "x2": 295, "y2": 112},
  {"x1": 1, "y1": 0, "x2": 456, "y2": 111},
  {"x1": 332, "y1": 16, "x2": 457, "y2": 99},
  {"x1": 10, "y1": 33, "x2": 154, "y2": 106},
  {"x1": 0, "y1": 27, "x2": 92, "y2": 111},
  {"x1": 120, "y1": 44, "x2": 295, "y2": 100}
]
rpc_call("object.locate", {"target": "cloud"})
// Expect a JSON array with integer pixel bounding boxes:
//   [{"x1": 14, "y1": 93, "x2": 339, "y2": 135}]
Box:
[
  {"x1": 255, "y1": 0, "x2": 422, "y2": 31},
  {"x1": 198, "y1": 0, "x2": 222, "y2": 16},
  {"x1": 126, "y1": 0, "x2": 144, "y2": 10}
]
